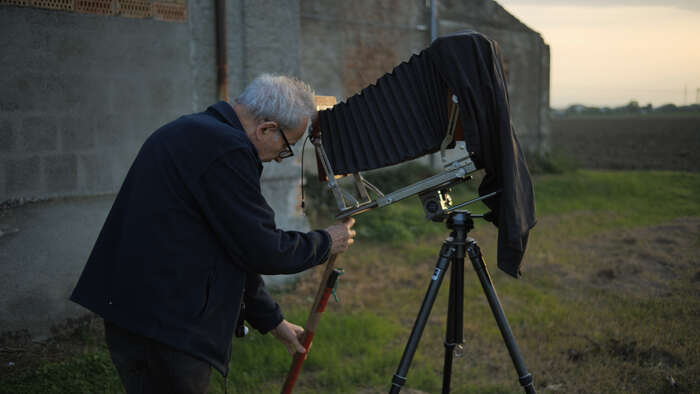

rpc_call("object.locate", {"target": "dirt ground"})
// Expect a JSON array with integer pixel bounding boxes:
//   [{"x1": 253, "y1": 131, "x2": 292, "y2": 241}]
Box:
[
  {"x1": 551, "y1": 116, "x2": 700, "y2": 172},
  {"x1": 0, "y1": 314, "x2": 103, "y2": 381},
  {"x1": 540, "y1": 216, "x2": 700, "y2": 393},
  {"x1": 545, "y1": 216, "x2": 700, "y2": 298}
]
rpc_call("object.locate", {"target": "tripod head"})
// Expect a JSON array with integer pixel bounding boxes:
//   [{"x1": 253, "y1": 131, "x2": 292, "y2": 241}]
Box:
[{"x1": 418, "y1": 178, "x2": 500, "y2": 223}]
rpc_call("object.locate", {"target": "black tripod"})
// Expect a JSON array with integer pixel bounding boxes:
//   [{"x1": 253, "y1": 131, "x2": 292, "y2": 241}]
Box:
[{"x1": 389, "y1": 210, "x2": 535, "y2": 394}]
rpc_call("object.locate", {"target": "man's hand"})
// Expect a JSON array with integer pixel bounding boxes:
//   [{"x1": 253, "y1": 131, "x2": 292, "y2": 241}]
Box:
[
  {"x1": 326, "y1": 218, "x2": 356, "y2": 255},
  {"x1": 271, "y1": 320, "x2": 306, "y2": 356}
]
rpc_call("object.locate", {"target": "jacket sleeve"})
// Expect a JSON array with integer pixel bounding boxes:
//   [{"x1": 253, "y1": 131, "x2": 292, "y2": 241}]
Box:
[
  {"x1": 195, "y1": 148, "x2": 331, "y2": 275},
  {"x1": 242, "y1": 274, "x2": 284, "y2": 334}
]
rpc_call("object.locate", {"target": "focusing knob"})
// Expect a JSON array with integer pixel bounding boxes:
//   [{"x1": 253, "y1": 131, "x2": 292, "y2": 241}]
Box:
[{"x1": 426, "y1": 200, "x2": 439, "y2": 213}]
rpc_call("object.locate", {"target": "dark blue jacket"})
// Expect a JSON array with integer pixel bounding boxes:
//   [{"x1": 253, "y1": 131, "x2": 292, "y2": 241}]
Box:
[{"x1": 70, "y1": 102, "x2": 331, "y2": 375}]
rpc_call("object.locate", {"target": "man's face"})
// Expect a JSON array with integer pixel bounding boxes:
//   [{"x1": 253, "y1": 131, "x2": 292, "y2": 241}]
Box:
[{"x1": 254, "y1": 118, "x2": 308, "y2": 163}]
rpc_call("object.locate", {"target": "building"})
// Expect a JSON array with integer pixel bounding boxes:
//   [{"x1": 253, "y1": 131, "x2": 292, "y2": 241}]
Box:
[
  {"x1": 300, "y1": 0, "x2": 550, "y2": 154},
  {"x1": 0, "y1": 0, "x2": 549, "y2": 339}
]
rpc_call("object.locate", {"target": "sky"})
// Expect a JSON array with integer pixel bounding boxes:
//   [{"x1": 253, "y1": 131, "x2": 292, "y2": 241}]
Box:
[{"x1": 495, "y1": 0, "x2": 700, "y2": 108}]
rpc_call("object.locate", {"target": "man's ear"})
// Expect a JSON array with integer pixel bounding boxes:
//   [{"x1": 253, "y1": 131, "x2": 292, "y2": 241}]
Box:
[{"x1": 255, "y1": 120, "x2": 277, "y2": 139}]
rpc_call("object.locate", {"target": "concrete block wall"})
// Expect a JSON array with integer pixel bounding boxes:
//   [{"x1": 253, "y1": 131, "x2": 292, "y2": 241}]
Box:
[
  {"x1": 0, "y1": 4, "x2": 208, "y2": 339},
  {"x1": 0, "y1": 7, "x2": 197, "y2": 203},
  {"x1": 0, "y1": 1, "x2": 309, "y2": 338}
]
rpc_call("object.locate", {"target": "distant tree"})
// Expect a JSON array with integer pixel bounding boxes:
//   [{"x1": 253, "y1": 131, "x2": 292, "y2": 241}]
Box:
[
  {"x1": 565, "y1": 104, "x2": 585, "y2": 116},
  {"x1": 677, "y1": 104, "x2": 700, "y2": 113},
  {"x1": 550, "y1": 107, "x2": 565, "y2": 118},
  {"x1": 552, "y1": 101, "x2": 698, "y2": 118},
  {"x1": 562, "y1": 104, "x2": 604, "y2": 116},
  {"x1": 624, "y1": 100, "x2": 641, "y2": 114},
  {"x1": 655, "y1": 103, "x2": 678, "y2": 113}
]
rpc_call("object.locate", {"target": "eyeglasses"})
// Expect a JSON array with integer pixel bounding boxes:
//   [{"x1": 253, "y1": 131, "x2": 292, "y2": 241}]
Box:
[{"x1": 277, "y1": 126, "x2": 294, "y2": 159}]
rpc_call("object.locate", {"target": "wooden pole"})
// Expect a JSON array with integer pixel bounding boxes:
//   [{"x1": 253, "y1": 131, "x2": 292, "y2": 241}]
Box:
[{"x1": 281, "y1": 255, "x2": 340, "y2": 394}]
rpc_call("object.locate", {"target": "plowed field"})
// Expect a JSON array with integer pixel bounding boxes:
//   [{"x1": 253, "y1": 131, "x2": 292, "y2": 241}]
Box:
[{"x1": 552, "y1": 116, "x2": 700, "y2": 172}]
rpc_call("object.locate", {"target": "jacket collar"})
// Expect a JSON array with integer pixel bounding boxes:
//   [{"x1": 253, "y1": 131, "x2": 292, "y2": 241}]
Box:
[
  {"x1": 207, "y1": 101, "x2": 263, "y2": 173},
  {"x1": 208, "y1": 101, "x2": 244, "y2": 131}
]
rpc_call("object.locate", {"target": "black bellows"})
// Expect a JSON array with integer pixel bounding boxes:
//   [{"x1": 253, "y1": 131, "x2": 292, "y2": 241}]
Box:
[{"x1": 318, "y1": 51, "x2": 450, "y2": 175}]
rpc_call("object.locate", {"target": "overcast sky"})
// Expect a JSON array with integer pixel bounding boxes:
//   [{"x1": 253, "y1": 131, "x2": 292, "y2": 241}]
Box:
[
  {"x1": 498, "y1": 0, "x2": 700, "y2": 12},
  {"x1": 496, "y1": 1, "x2": 700, "y2": 107}
]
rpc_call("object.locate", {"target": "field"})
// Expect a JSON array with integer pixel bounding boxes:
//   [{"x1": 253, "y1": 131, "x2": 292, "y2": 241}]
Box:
[
  {"x1": 551, "y1": 115, "x2": 699, "y2": 172},
  {"x1": 1, "y1": 116, "x2": 699, "y2": 393}
]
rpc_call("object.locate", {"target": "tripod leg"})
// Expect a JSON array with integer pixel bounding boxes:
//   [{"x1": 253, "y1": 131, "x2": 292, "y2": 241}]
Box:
[
  {"x1": 443, "y1": 236, "x2": 465, "y2": 393},
  {"x1": 466, "y1": 239, "x2": 536, "y2": 394},
  {"x1": 390, "y1": 242, "x2": 455, "y2": 394}
]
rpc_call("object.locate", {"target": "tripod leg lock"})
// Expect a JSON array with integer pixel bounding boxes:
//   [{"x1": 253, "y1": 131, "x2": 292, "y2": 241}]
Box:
[
  {"x1": 466, "y1": 242, "x2": 480, "y2": 260},
  {"x1": 391, "y1": 373, "x2": 407, "y2": 388},
  {"x1": 518, "y1": 372, "x2": 534, "y2": 387},
  {"x1": 444, "y1": 341, "x2": 465, "y2": 358},
  {"x1": 466, "y1": 242, "x2": 488, "y2": 275}
]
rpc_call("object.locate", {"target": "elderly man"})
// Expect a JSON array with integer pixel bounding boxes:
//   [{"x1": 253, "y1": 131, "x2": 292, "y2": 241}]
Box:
[{"x1": 70, "y1": 74, "x2": 355, "y2": 393}]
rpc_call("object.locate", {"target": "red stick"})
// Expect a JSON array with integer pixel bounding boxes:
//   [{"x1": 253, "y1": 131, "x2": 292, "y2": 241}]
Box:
[{"x1": 281, "y1": 261, "x2": 341, "y2": 394}]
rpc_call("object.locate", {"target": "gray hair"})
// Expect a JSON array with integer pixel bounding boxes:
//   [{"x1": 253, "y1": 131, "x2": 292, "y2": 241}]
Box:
[{"x1": 235, "y1": 74, "x2": 316, "y2": 130}]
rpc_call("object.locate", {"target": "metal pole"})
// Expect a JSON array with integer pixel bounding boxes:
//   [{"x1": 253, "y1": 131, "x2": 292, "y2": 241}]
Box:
[
  {"x1": 215, "y1": 0, "x2": 228, "y2": 101},
  {"x1": 430, "y1": 0, "x2": 438, "y2": 43}
]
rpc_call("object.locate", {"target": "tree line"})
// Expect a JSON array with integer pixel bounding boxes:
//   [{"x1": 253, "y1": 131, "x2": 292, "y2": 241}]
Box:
[{"x1": 552, "y1": 101, "x2": 700, "y2": 117}]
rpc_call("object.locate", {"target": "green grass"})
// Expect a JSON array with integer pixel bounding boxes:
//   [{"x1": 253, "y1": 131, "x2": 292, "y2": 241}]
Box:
[
  {"x1": 2, "y1": 169, "x2": 699, "y2": 393},
  {"x1": 0, "y1": 351, "x2": 122, "y2": 394},
  {"x1": 535, "y1": 170, "x2": 700, "y2": 220},
  {"x1": 355, "y1": 169, "x2": 700, "y2": 245},
  {"x1": 219, "y1": 312, "x2": 404, "y2": 393}
]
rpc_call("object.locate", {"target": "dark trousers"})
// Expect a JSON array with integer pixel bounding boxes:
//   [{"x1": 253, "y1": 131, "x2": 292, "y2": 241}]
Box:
[{"x1": 104, "y1": 320, "x2": 212, "y2": 394}]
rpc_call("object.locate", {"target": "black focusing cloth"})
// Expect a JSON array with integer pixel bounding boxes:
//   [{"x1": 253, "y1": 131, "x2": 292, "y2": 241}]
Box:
[
  {"x1": 318, "y1": 30, "x2": 536, "y2": 278},
  {"x1": 425, "y1": 31, "x2": 536, "y2": 277}
]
